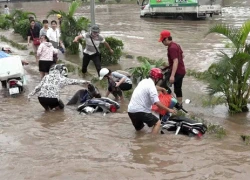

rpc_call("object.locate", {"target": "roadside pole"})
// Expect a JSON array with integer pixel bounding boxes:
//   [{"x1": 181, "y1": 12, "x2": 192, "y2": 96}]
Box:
[{"x1": 90, "y1": 0, "x2": 96, "y2": 26}]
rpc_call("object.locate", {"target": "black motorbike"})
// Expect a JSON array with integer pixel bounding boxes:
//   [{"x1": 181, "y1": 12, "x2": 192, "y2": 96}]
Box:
[{"x1": 157, "y1": 67, "x2": 207, "y2": 137}]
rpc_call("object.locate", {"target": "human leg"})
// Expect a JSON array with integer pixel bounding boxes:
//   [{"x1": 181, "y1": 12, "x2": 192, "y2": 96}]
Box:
[
  {"x1": 174, "y1": 74, "x2": 185, "y2": 104},
  {"x1": 38, "y1": 97, "x2": 50, "y2": 111},
  {"x1": 82, "y1": 53, "x2": 91, "y2": 74},
  {"x1": 128, "y1": 112, "x2": 145, "y2": 131},
  {"x1": 91, "y1": 54, "x2": 102, "y2": 76},
  {"x1": 32, "y1": 44, "x2": 39, "y2": 63}
]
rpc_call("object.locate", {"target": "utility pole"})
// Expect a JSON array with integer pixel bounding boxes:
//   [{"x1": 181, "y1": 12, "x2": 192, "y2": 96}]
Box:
[{"x1": 90, "y1": 0, "x2": 96, "y2": 26}]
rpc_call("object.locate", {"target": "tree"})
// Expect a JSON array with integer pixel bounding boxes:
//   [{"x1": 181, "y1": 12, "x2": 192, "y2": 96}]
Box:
[
  {"x1": 200, "y1": 21, "x2": 250, "y2": 113},
  {"x1": 47, "y1": 1, "x2": 90, "y2": 54}
]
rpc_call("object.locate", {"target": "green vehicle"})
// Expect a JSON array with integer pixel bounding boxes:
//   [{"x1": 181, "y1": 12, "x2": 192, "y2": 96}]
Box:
[{"x1": 137, "y1": 0, "x2": 222, "y2": 19}]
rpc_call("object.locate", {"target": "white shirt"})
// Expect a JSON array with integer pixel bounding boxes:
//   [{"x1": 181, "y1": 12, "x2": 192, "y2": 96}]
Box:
[
  {"x1": 128, "y1": 78, "x2": 159, "y2": 113},
  {"x1": 46, "y1": 28, "x2": 60, "y2": 43}
]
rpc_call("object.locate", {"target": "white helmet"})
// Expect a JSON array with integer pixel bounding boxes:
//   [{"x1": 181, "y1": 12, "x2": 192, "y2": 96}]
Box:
[{"x1": 99, "y1": 68, "x2": 109, "y2": 80}]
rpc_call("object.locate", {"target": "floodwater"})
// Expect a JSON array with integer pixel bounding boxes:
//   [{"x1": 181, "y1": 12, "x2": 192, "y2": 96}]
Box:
[{"x1": 1, "y1": 0, "x2": 250, "y2": 179}]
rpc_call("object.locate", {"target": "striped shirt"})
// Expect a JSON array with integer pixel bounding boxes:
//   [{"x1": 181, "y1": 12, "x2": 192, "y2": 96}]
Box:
[
  {"x1": 128, "y1": 78, "x2": 159, "y2": 113},
  {"x1": 82, "y1": 33, "x2": 105, "y2": 55}
]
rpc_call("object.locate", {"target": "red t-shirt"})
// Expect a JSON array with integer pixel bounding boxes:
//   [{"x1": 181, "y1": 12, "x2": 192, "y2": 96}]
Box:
[{"x1": 167, "y1": 42, "x2": 186, "y2": 75}]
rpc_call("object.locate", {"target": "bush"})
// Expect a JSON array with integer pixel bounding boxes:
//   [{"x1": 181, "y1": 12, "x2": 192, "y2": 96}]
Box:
[
  {"x1": 13, "y1": 19, "x2": 30, "y2": 40},
  {"x1": 0, "y1": 15, "x2": 11, "y2": 30},
  {"x1": 99, "y1": 37, "x2": 124, "y2": 65},
  {"x1": 81, "y1": 36, "x2": 124, "y2": 65}
]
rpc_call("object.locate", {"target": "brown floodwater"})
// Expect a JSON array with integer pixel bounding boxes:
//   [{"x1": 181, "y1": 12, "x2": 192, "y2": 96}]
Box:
[{"x1": 0, "y1": 0, "x2": 250, "y2": 179}]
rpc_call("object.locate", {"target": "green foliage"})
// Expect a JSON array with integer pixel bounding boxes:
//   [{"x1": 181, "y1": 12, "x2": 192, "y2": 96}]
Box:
[
  {"x1": 194, "y1": 20, "x2": 250, "y2": 113},
  {"x1": 0, "y1": 15, "x2": 11, "y2": 30},
  {"x1": 65, "y1": 63, "x2": 76, "y2": 73},
  {"x1": 47, "y1": 1, "x2": 90, "y2": 54},
  {"x1": 8, "y1": 10, "x2": 36, "y2": 26},
  {"x1": 13, "y1": 19, "x2": 30, "y2": 40},
  {"x1": 99, "y1": 37, "x2": 124, "y2": 65},
  {"x1": 128, "y1": 56, "x2": 166, "y2": 81},
  {"x1": 206, "y1": 123, "x2": 227, "y2": 139},
  {"x1": 0, "y1": 35, "x2": 27, "y2": 50},
  {"x1": 91, "y1": 77, "x2": 108, "y2": 89}
]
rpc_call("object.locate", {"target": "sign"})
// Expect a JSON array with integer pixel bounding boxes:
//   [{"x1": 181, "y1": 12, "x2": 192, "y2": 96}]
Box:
[{"x1": 150, "y1": 0, "x2": 198, "y2": 7}]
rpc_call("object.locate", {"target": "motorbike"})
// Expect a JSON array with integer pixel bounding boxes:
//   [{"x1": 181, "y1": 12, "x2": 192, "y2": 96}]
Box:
[
  {"x1": 67, "y1": 84, "x2": 120, "y2": 116},
  {"x1": 77, "y1": 97, "x2": 120, "y2": 116},
  {"x1": 154, "y1": 67, "x2": 207, "y2": 137},
  {"x1": 0, "y1": 56, "x2": 26, "y2": 96}
]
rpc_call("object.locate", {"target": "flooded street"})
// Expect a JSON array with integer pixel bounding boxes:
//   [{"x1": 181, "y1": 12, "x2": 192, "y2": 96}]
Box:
[{"x1": 1, "y1": 0, "x2": 250, "y2": 179}]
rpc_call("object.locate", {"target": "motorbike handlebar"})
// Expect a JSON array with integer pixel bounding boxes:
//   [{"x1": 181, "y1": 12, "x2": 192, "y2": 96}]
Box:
[
  {"x1": 175, "y1": 102, "x2": 188, "y2": 113},
  {"x1": 181, "y1": 107, "x2": 188, "y2": 113}
]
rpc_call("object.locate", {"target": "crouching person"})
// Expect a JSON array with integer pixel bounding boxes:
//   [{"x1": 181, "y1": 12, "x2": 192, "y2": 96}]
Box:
[
  {"x1": 99, "y1": 68, "x2": 132, "y2": 101},
  {"x1": 128, "y1": 68, "x2": 176, "y2": 134},
  {"x1": 28, "y1": 64, "x2": 90, "y2": 111}
]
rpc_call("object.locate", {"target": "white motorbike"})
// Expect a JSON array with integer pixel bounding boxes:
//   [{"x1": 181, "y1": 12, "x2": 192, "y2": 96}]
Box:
[{"x1": 0, "y1": 56, "x2": 26, "y2": 96}]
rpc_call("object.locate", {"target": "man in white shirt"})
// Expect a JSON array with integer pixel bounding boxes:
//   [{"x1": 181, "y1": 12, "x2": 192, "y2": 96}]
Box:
[
  {"x1": 47, "y1": 20, "x2": 60, "y2": 48},
  {"x1": 128, "y1": 68, "x2": 176, "y2": 134}
]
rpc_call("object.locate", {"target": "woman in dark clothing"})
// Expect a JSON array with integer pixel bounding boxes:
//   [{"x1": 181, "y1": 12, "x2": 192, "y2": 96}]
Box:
[{"x1": 27, "y1": 20, "x2": 41, "y2": 63}]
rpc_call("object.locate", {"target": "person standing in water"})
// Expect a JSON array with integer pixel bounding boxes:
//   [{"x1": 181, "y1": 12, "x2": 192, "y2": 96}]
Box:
[
  {"x1": 73, "y1": 24, "x2": 114, "y2": 76},
  {"x1": 37, "y1": 35, "x2": 58, "y2": 79},
  {"x1": 159, "y1": 30, "x2": 186, "y2": 104}
]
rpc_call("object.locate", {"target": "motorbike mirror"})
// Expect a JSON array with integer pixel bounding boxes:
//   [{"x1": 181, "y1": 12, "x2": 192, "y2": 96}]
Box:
[{"x1": 184, "y1": 99, "x2": 191, "y2": 104}]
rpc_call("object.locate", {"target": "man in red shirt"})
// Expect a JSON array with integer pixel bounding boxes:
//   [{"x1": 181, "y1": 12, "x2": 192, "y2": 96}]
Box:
[{"x1": 158, "y1": 30, "x2": 186, "y2": 103}]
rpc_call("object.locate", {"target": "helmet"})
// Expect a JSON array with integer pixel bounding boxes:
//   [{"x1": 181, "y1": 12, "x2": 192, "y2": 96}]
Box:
[
  {"x1": 158, "y1": 30, "x2": 171, "y2": 42},
  {"x1": 57, "y1": 14, "x2": 62, "y2": 18},
  {"x1": 149, "y1": 68, "x2": 163, "y2": 80},
  {"x1": 99, "y1": 68, "x2": 109, "y2": 80},
  {"x1": 49, "y1": 64, "x2": 68, "y2": 77},
  {"x1": 91, "y1": 24, "x2": 100, "y2": 33}
]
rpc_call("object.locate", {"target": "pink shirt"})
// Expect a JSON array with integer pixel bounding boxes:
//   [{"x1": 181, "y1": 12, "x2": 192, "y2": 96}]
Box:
[{"x1": 37, "y1": 42, "x2": 58, "y2": 61}]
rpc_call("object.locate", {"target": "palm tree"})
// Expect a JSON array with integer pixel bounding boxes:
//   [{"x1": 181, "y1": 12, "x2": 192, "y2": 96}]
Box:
[
  {"x1": 203, "y1": 20, "x2": 250, "y2": 113},
  {"x1": 47, "y1": 1, "x2": 90, "y2": 54}
]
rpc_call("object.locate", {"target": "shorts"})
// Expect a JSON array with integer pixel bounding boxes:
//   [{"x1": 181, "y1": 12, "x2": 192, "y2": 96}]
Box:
[
  {"x1": 39, "y1": 60, "x2": 54, "y2": 73},
  {"x1": 38, "y1": 97, "x2": 64, "y2": 110},
  {"x1": 128, "y1": 112, "x2": 159, "y2": 131}
]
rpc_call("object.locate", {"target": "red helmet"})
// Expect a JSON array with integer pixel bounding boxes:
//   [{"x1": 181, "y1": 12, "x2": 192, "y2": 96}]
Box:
[{"x1": 149, "y1": 68, "x2": 163, "y2": 80}]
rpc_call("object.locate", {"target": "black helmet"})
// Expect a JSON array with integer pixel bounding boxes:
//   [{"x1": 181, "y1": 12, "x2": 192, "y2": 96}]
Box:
[{"x1": 49, "y1": 64, "x2": 68, "y2": 77}]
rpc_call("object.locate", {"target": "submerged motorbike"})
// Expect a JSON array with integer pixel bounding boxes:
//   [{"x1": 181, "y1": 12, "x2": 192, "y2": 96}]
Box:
[
  {"x1": 154, "y1": 67, "x2": 207, "y2": 137},
  {"x1": 160, "y1": 101, "x2": 207, "y2": 137},
  {"x1": 67, "y1": 84, "x2": 120, "y2": 115},
  {"x1": 77, "y1": 97, "x2": 120, "y2": 115}
]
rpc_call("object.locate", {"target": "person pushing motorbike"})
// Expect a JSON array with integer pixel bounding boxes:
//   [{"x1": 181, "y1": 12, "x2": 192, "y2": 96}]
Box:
[
  {"x1": 128, "y1": 68, "x2": 176, "y2": 135},
  {"x1": 159, "y1": 30, "x2": 186, "y2": 104},
  {"x1": 28, "y1": 64, "x2": 90, "y2": 111}
]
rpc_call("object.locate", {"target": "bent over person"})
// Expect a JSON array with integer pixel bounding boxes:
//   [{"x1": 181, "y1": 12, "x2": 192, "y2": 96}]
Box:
[
  {"x1": 159, "y1": 30, "x2": 186, "y2": 104},
  {"x1": 73, "y1": 24, "x2": 113, "y2": 76},
  {"x1": 128, "y1": 68, "x2": 176, "y2": 134},
  {"x1": 28, "y1": 64, "x2": 90, "y2": 111}
]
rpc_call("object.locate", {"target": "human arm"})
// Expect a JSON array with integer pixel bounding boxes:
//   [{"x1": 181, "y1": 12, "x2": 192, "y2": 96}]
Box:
[
  {"x1": 27, "y1": 29, "x2": 31, "y2": 45},
  {"x1": 156, "y1": 85, "x2": 168, "y2": 94},
  {"x1": 73, "y1": 34, "x2": 83, "y2": 43},
  {"x1": 112, "y1": 72, "x2": 127, "y2": 87},
  {"x1": 37, "y1": 43, "x2": 43, "y2": 57},
  {"x1": 105, "y1": 90, "x2": 110, "y2": 97},
  {"x1": 103, "y1": 41, "x2": 113, "y2": 54},
  {"x1": 28, "y1": 77, "x2": 45, "y2": 98},
  {"x1": 155, "y1": 101, "x2": 176, "y2": 114},
  {"x1": 60, "y1": 77, "x2": 90, "y2": 86}
]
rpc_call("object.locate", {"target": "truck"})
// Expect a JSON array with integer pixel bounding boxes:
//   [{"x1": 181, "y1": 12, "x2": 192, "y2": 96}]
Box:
[{"x1": 138, "y1": 0, "x2": 222, "y2": 20}]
